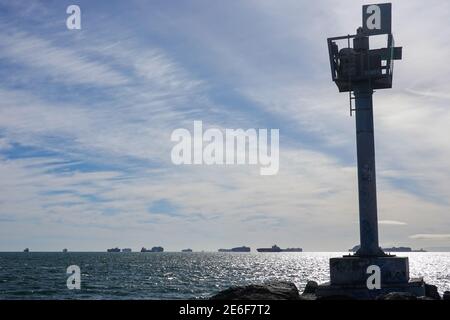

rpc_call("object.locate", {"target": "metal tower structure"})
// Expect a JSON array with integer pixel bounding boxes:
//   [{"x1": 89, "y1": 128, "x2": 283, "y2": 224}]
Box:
[
  {"x1": 317, "y1": 4, "x2": 426, "y2": 299},
  {"x1": 327, "y1": 3, "x2": 402, "y2": 257}
]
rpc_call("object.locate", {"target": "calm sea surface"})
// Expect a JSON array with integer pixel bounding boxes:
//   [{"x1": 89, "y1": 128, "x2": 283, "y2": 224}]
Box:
[{"x1": 0, "y1": 252, "x2": 449, "y2": 299}]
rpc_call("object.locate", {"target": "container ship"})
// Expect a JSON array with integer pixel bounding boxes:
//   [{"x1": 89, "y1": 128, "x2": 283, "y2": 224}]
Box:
[
  {"x1": 218, "y1": 246, "x2": 251, "y2": 252},
  {"x1": 257, "y1": 245, "x2": 282, "y2": 252},
  {"x1": 141, "y1": 246, "x2": 164, "y2": 252},
  {"x1": 257, "y1": 245, "x2": 303, "y2": 252}
]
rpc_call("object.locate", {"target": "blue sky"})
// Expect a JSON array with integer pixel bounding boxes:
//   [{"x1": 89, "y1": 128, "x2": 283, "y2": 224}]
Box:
[{"x1": 0, "y1": 0, "x2": 450, "y2": 251}]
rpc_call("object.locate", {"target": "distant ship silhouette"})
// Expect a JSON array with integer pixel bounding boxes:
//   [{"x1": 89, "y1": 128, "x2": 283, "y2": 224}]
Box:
[
  {"x1": 218, "y1": 246, "x2": 250, "y2": 252},
  {"x1": 257, "y1": 245, "x2": 303, "y2": 252},
  {"x1": 141, "y1": 246, "x2": 164, "y2": 252},
  {"x1": 349, "y1": 245, "x2": 426, "y2": 253}
]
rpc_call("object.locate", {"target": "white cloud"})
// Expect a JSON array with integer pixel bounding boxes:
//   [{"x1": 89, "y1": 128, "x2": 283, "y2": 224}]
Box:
[
  {"x1": 409, "y1": 234, "x2": 450, "y2": 240},
  {"x1": 379, "y1": 220, "x2": 407, "y2": 226},
  {"x1": 0, "y1": 138, "x2": 11, "y2": 150},
  {"x1": 0, "y1": 27, "x2": 129, "y2": 87}
]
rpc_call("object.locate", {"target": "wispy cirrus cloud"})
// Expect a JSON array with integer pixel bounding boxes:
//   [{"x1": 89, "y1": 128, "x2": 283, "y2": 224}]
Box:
[
  {"x1": 0, "y1": 27, "x2": 129, "y2": 87},
  {"x1": 379, "y1": 220, "x2": 407, "y2": 226},
  {"x1": 409, "y1": 234, "x2": 450, "y2": 240}
]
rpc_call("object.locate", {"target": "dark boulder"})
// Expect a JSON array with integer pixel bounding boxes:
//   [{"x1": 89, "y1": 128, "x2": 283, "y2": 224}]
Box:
[
  {"x1": 443, "y1": 291, "x2": 450, "y2": 300},
  {"x1": 424, "y1": 283, "x2": 441, "y2": 300},
  {"x1": 377, "y1": 292, "x2": 417, "y2": 300},
  {"x1": 317, "y1": 295, "x2": 355, "y2": 300},
  {"x1": 210, "y1": 281, "x2": 300, "y2": 300},
  {"x1": 302, "y1": 281, "x2": 318, "y2": 295},
  {"x1": 417, "y1": 296, "x2": 434, "y2": 300}
]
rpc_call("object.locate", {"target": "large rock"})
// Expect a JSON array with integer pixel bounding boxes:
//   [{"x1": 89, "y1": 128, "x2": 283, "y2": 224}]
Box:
[
  {"x1": 210, "y1": 281, "x2": 300, "y2": 300},
  {"x1": 302, "y1": 281, "x2": 318, "y2": 295},
  {"x1": 443, "y1": 291, "x2": 450, "y2": 300},
  {"x1": 376, "y1": 292, "x2": 417, "y2": 300},
  {"x1": 210, "y1": 280, "x2": 443, "y2": 300},
  {"x1": 417, "y1": 296, "x2": 434, "y2": 300},
  {"x1": 317, "y1": 295, "x2": 355, "y2": 300},
  {"x1": 424, "y1": 283, "x2": 441, "y2": 300}
]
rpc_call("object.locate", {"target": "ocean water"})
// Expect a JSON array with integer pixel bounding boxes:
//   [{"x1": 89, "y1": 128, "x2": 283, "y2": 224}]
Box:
[{"x1": 0, "y1": 252, "x2": 449, "y2": 299}]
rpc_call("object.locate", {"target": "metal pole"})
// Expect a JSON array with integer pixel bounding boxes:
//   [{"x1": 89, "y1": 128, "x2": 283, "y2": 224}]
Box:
[{"x1": 354, "y1": 83, "x2": 384, "y2": 256}]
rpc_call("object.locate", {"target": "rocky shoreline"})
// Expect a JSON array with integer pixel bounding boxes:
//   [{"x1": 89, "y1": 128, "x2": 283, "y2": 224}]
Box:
[{"x1": 210, "y1": 281, "x2": 450, "y2": 300}]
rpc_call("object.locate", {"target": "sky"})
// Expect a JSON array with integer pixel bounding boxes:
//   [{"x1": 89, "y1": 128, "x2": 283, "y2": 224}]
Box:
[{"x1": 0, "y1": 0, "x2": 449, "y2": 252}]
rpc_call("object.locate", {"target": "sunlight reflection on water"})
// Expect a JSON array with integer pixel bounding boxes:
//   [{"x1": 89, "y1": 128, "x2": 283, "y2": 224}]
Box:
[{"x1": 0, "y1": 252, "x2": 449, "y2": 299}]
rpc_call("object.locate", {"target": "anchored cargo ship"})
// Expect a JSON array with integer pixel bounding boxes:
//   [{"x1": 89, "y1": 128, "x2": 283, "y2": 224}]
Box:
[
  {"x1": 349, "y1": 245, "x2": 426, "y2": 253},
  {"x1": 257, "y1": 245, "x2": 282, "y2": 252},
  {"x1": 218, "y1": 246, "x2": 251, "y2": 252},
  {"x1": 141, "y1": 246, "x2": 164, "y2": 252},
  {"x1": 257, "y1": 245, "x2": 303, "y2": 252}
]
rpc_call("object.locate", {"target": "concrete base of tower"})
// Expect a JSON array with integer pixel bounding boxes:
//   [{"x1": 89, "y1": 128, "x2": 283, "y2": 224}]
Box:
[
  {"x1": 330, "y1": 255, "x2": 409, "y2": 285},
  {"x1": 315, "y1": 255, "x2": 425, "y2": 299},
  {"x1": 316, "y1": 278, "x2": 426, "y2": 299}
]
